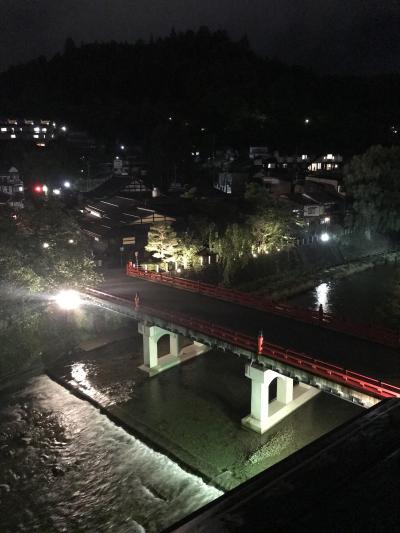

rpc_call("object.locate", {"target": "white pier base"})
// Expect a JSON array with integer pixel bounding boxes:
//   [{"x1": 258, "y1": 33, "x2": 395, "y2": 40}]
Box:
[
  {"x1": 241, "y1": 365, "x2": 320, "y2": 434},
  {"x1": 138, "y1": 323, "x2": 209, "y2": 376}
]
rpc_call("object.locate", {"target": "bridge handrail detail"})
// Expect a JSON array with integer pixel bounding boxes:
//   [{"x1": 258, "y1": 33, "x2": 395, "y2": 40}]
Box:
[
  {"x1": 85, "y1": 287, "x2": 400, "y2": 400},
  {"x1": 126, "y1": 265, "x2": 399, "y2": 349}
]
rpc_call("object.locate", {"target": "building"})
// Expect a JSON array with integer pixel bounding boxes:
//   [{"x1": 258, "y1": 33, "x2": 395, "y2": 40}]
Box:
[
  {"x1": 0, "y1": 118, "x2": 57, "y2": 146},
  {"x1": 0, "y1": 166, "x2": 24, "y2": 208},
  {"x1": 308, "y1": 153, "x2": 343, "y2": 172},
  {"x1": 214, "y1": 171, "x2": 248, "y2": 194}
]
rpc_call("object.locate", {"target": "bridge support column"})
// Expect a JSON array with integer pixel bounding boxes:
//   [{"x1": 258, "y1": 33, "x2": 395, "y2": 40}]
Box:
[
  {"x1": 242, "y1": 365, "x2": 320, "y2": 434},
  {"x1": 138, "y1": 322, "x2": 209, "y2": 376}
]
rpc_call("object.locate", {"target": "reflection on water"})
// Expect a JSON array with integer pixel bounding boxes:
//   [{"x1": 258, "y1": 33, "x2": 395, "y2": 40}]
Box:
[
  {"x1": 289, "y1": 264, "x2": 400, "y2": 327},
  {"x1": 70, "y1": 362, "x2": 111, "y2": 405},
  {"x1": 315, "y1": 282, "x2": 330, "y2": 311},
  {"x1": 0, "y1": 376, "x2": 222, "y2": 533}
]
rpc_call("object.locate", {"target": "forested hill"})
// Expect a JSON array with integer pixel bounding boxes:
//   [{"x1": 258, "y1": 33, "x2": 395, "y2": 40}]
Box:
[{"x1": 0, "y1": 28, "x2": 399, "y2": 153}]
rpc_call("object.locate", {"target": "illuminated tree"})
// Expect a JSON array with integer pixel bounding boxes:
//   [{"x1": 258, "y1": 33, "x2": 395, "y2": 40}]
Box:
[
  {"x1": 249, "y1": 209, "x2": 298, "y2": 254},
  {"x1": 175, "y1": 233, "x2": 201, "y2": 269},
  {"x1": 145, "y1": 222, "x2": 179, "y2": 268}
]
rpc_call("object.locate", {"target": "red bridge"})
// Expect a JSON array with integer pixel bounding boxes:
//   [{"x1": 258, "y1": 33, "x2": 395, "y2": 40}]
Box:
[{"x1": 87, "y1": 267, "x2": 400, "y2": 404}]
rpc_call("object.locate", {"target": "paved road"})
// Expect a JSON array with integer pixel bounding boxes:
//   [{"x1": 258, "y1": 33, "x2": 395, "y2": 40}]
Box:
[{"x1": 98, "y1": 269, "x2": 400, "y2": 385}]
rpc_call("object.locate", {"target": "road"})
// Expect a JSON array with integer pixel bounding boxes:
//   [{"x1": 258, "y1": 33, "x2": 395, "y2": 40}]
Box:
[{"x1": 98, "y1": 268, "x2": 400, "y2": 385}]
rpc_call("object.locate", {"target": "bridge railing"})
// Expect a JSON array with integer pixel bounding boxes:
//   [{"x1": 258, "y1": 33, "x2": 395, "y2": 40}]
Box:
[
  {"x1": 126, "y1": 264, "x2": 400, "y2": 349},
  {"x1": 84, "y1": 287, "x2": 400, "y2": 401}
]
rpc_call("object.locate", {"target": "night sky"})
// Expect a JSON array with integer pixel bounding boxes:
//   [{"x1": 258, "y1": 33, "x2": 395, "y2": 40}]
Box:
[{"x1": 1, "y1": 0, "x2": 400, "y2": 75}]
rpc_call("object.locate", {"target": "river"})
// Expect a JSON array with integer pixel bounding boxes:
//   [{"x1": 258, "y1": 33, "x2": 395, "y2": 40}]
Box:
[
  {"x1": 288, "y1": 263, "x2": 400, "y2": 327},
  {"x1": 0, "y1": 375, "x2": 221, "y2": 533}
]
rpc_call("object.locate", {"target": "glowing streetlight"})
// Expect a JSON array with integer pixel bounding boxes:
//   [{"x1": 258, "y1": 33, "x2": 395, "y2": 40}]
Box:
[
  {"x1": 53, "y1": 188, "x2": 61, "y2": 195},
  {"x1": 304, "y1": 118, "x2": 310, "y2": 124},
  {"x1": 68, "y1": 238, "x2": 75, "y2": 244},
  {"x1": 320, "y1": 232, "x2": 330, "y2": 242},
  {"x1": 61, "y1": 125, "x2": 67, "y2": 132},
  {"x1": 63, "y1": 181, "x2": 71, "y2": 188},
  {"x1": 42, "y1": 242, "x2": 50, "y2": 249},
  {"x1": 54, "y1": 290, "x2": 81, "y2": 310},
  {"x1": 42, "y1": 185, "x2": 48, "y2": 194},
  {"x1": 120, "y1": 145, "x2": 125, "y2": 150}
]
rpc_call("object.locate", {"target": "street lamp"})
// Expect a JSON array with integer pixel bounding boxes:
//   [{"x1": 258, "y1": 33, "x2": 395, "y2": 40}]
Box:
[
  {"x1": 42, "y1": 242, "x2": 50, "y2": 249},
  {"x1": 54, "y1": 290, "x2": 81, "y2": 310},
  {"x1": 63, "y1": 181, "x2": 71, "y2": 188},
  {"x1": 320, "y1": 232, "x2": 330, "y2": 242}
]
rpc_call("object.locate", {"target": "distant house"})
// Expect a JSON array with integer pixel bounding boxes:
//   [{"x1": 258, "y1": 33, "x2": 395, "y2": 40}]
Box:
[
  {"x1": 0, "y1": 166, "x2": 24, "y2": 208},
  {"x1": 0, "y1": 118, "x2": 57, "y2": 146},
  {"x1": 305, "y1": 174, "x2": 345, "y2": 195},
  {"x1": 214, "y1": 171, "x2": 248, "y2": 194},
  {"x1": 308, "y1": 153, "x2": 343, "y2": 172},
  {"x1": 252, "y1": 170, "x2": 292, "y2": 198},
  {"x1": 282, "y1": 189, "x2": 343, "y2": 225}
]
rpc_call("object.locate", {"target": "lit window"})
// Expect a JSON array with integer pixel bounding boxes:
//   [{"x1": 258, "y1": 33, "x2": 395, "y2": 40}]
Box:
[
  {"x1": 34, "y1": 127, "x2": 40, "y2": 132},
  {"x1": 42, "y1": 128, "x2": 47, "y2": 132},
  {"x1": 302, "y1": 154, "x2": 308, "y2": 160},
  {"x1": 33, "y1": 134, "x2": 39, "y2": 138},
  {"x1": 1, "y1": 127, "x2": 6, "y2": 132},
  {"x1": 10, "y1": 134, "x2": 16, "y2": 139},
  {"x1": 327, "y1": 154, "x2": 333, "y2": 160}
]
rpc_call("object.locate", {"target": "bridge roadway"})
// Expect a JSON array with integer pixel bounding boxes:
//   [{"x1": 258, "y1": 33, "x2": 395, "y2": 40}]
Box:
[{"x1": 99, "y1": 269, "x2": 400, "y2": 387}]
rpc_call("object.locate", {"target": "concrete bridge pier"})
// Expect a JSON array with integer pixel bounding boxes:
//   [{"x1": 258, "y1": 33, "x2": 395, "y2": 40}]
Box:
[
  {"x1": 242, "y1": 364, "x2": 320, "y2": 434},
  {"x1": 138, "y1": 322, "x2": 209, "y2": 376}
]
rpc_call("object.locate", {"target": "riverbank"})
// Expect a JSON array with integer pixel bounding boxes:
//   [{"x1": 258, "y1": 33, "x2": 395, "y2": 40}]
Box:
[{"x1": 46, "y1": 327, "x2": 363, "y2": 492}]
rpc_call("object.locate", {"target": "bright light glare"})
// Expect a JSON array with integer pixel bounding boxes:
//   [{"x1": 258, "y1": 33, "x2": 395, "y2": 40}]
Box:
[
  {"x1": 120, "y1": 144, "x2": 125, "y2": 150},
  {"x1": 42, "y1": 185, "x2": 48, "y2": 193},
  {"x1": 63, "y1": 181, "x2": 71, "y2": 188},
  {"x1": 61, "y1": 125, "x2": 67, "y2": 132},
  {"x1": 53, "y1": 188, "x2": 61, "y2": 195},
  {"x1": 42, "y1": 242, "x2": 49, "y2": 249},
  {"x1": 68, "y1": 238, "x2": 74, "y2": 244},
  {"x1": 316, "y1": 282, "x2": 329, "y2": 308},
  {"x1": 55, "y1": 290, "x2": 81, "y2": 310},
  {"x1": 320, "y1": 232, "x2": 330, "y2": 242}
]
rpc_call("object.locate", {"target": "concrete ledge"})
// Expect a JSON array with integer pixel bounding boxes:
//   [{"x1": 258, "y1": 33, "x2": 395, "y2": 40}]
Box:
[{"x1": 242, "y1": 384, "x2": 320, "y2": 434}]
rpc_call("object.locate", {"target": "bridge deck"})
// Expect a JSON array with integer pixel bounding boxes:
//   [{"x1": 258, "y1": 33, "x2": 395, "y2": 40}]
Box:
[{"x1": 99, "y1": 270, "x2": 400, "y2": 386}]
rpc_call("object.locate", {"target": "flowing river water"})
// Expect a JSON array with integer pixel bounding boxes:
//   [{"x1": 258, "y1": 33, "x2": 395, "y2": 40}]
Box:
[{"x1": 0, "y1": 376, "x2": 221, "y2": 533}]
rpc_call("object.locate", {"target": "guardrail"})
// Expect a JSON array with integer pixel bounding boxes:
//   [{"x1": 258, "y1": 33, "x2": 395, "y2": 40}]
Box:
[
  {"x1": 126, "y1": 264, "x2": 400, "y2": 349},
  {"x1": 84, "y1": 287, "x2": 400, "y2": 400}
]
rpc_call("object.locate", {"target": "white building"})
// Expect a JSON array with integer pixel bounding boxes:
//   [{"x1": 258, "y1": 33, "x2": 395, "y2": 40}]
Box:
[{"x1": 0, "y1": 166, "x2": 24, "y2": 208}]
